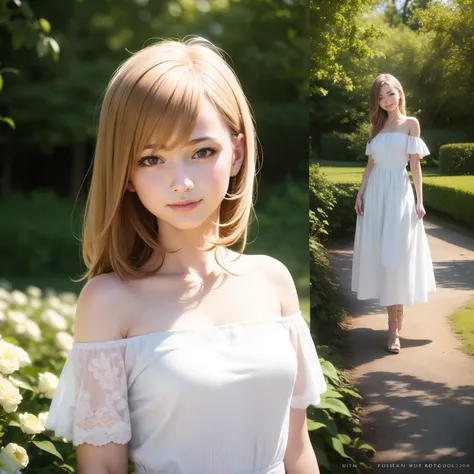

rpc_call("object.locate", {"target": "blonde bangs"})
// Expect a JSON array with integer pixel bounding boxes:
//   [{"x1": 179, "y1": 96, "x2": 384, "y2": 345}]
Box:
[{"x1": 80, "y1": 37, "x2": 258, "y2": 282}]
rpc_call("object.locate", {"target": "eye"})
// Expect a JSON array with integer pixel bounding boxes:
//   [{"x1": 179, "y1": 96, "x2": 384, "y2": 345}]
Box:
[
  {"x1": 192, "y1": 147, "x2": 217, "y2": 159},
  {"x1": 139, "y1": 155, "x2": 163, "y2": 167}
]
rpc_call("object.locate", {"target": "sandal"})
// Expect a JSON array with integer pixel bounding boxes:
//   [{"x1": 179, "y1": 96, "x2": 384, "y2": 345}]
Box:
[
  {"x1": 396, "y1": 306, "x2": 404, "y2": 332},
  {"x1": 387, "y1": 331, "x2": 401, "y2": 354}
]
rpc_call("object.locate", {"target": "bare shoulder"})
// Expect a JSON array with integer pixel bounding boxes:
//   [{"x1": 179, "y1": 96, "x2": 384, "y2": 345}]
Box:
[
  {"x1": 242, "y1": 254, "x2": 300, "y2": 316},
  {"x1": 406, "y1": 116, "x2": 421, "y2": 136},
  {"x1": 74, "y1": 273, "x2": 135, "y2": 342}
]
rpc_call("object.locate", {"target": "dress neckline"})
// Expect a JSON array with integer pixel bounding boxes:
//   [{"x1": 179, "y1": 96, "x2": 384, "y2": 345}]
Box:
[
  {"x1": 377, "y1": 131, "x2": 411, "y2": 136},
  {"x1": 72, "y1": 311, "x2": 303, "y2": 348}
]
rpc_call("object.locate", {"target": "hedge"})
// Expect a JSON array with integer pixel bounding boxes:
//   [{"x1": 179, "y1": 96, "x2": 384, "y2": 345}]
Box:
[
  {"x1": 321, "y1": 132, "x2": 358, "y2": 162},
  {"x1": 438, "y1": 143, "x2": 474, "y2": 175},
  {"x1": 423, "y1": 182, "x2": 474, "y2": 228}
]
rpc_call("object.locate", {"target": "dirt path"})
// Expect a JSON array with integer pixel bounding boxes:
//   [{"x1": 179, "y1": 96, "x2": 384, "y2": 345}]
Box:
[{"x1": 329, "y1": 221, "x2": 474, "y2": 474}]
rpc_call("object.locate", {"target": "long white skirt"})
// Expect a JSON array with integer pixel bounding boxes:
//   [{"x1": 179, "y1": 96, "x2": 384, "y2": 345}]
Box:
[{"x1": 351, "y1": 166, "x2": 436, "y2": 307}]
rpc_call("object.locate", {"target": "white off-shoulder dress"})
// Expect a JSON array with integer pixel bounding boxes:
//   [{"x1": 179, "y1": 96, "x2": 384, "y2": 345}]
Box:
[
  {"x1": 46, "y1": 312, "x2": 327, "y2": 474},
  {"x1": 351, "y1": 133, "x2": 436, "y2": 307}
]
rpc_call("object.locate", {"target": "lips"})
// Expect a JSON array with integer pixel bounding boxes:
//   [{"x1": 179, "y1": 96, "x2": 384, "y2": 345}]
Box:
[{"x1": 167, "y1": 199, "x2": 202, "y2": 212}]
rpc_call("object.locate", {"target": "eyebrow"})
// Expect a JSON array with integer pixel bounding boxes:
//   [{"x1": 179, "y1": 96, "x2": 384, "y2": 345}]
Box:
[{"x1": 144, "y1": 136, "x2": 217, "y2": 151}]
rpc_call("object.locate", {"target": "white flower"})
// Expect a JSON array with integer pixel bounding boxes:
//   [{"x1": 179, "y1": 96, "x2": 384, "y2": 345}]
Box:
[
  {"x1": 0, "y1": 340, "x2": 20, "y2": 374},
  {"x1": 59, "y1": 292, "x2": 77, "y2": 304},
  {"x1": 29, "y1": 298, "x2": 42, "y2": 309},
  {"x1": 0, "y1": 300, "x2": 8, "y2": 311},
  {"x1": 26, "y1": 286, "x2": 42, "y2": 299},
  {"x1": 0, "y1": 310, "x2": 5, "y2": 322},
  {"x1": 37, "y1": 411, "x2": 49, "y2": 427},
  {"x1": 38, "y1": 372, "x2": 59, "y2": 399},
  {"x1": 17, "y1": 320, "x2": 42, "y2": 342},
  {"x1": 19, "y1": 413, "x2": 45, "y2": 434},
  {"x1": 11, "y1": 290, "x2": 27, "y2": 306},
  {"x1": 41, "y1": 308, "x2": 67, "y2": 331},
  {"x1": 0, "y1": 377, "x2": 23, "y2": 413},
  {"x1": 55, "y1": 332, "x2": 74, "y2": 353},
  {"x1": 0, "y1": 443, "x2": 29, "y2": 470},
  {"x1": 6, "y1": 310, "x2": 27, "y2": 325},
  {"x1": 0, "y1": 340, "x2": 30, "y2": 369},
  {"x1": 0, "y1": 288, "x2": 10, "y2": 302},
  {"x1": 45, "y1": 295, "x2": 61, "y2": 310}
]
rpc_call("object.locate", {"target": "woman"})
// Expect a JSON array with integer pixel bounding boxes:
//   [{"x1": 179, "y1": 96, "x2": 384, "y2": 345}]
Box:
[
  {"x1": 351, "y1": 73, "x2": 436, "y2": 354},
  {"x1": 46, "y1": 37, "x2": 327, "y2": 473}
]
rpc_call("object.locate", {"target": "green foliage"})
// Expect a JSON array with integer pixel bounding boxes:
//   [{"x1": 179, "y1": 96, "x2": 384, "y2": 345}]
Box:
[
  {"x1": 309, "y1": 164, "x2": 374, "y2": 473},
  {"x1": 421, "y1": 129, "x2": 473, "y2": 166},
  {"x1": 0, "y1": 191, "x2": 84, "y2": 278},
  {"x1": 309, "y1": 164, "x2": 336, "y2": 240},
  {"x1": 423, "y1": 180, "x2": 474, "y2": 228},
  {"x1": 309, "y1": 0, "x2": 378, "y2": 96},
  {"x1": 253, "y1": 102, "x2": 308, "y2": 181},
  {"x1": 321, "y1": 132, "x2": 357, "y2": 162},
  {"x1": 327, "y1": 183, "x2": 360, "y2": 240},
  {"x1": 438, "y1": 143, "x2": 474, "y2": 176}
]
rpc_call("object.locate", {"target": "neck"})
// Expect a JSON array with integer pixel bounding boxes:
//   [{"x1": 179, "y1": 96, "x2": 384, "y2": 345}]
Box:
[
  {"x1": 386, "y1": 109, "x2": 404, "y2": 123},
  {"x1": 151, "y1": 210, "x2": 229, "y2": 281}
]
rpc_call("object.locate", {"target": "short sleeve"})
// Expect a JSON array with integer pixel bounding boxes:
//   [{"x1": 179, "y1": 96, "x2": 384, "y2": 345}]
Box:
[
  {"x1": 407, "y1": 136, "x2": 430, "y2": 158},
  {"x1": 46, "y1": 342, "x2": 131, "y2": 447},
  {"x1": 288, "y1": 314, "x2": 327, "y2": 409},
  {"x1": 365, "y1": 141, "x2": 372, "y2": 156}
]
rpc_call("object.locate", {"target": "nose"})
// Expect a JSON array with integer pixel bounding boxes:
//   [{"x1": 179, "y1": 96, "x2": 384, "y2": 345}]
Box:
[{"x1": 171, "y1": 164, "x2": 194, "y2": 193}]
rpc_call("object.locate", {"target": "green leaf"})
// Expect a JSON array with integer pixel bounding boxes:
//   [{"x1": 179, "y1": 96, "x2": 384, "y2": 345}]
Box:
[
  {"x1": 354, "y1": 439, "x2": 376, "y2": 452},
  {"x1": 320, "y1": 359, "x2": 340, "y2": 382},
  {"x1": 338, "y1": 387, "x2": 363, "y2": 399},
  {"x1": 338, "y1": 433, "x2": 351, "y2": 445},
  {"x1": 330, "y1": 436, "x2": 352, "y2": 459},
  {"x1": 307, "y1": 420, "x2": 326, "y2": 431},
  {"x1": 32, "y1": 440, "x2": 64, "y2": 460},
  {"x1": 0, "y1": 74, "x2": 2, "y2": 91},
  {"x1": 8, "y1": 375, "x2": 35, "y2": 392},
  {"x1": 58, "y1": 465, "x2": 75, "y2": 473},
  {"x1": 317, "y1": 397, "x2": 352, "y2": 417},
  {"x1": 321, "y1": 389, "x2": 344, "y2": 399},
  {"x1": 39, "y1": 18, "x2": 51, "y2": 34},
  {"x1": 11, "y1": 29, "x2": 26, "y2": 50},
  {"x1": 0, "y1": 116, "x2": 15, "y2": 129},
  {"x1": 13, "y1": 0, "x2": 22, "y2": 6},
  {"x1": 314, "y1": 444, "x2": 330, "y2": 469},
  {"x1": 47, "y1": 37, "x2": 60, "y2": 61}
]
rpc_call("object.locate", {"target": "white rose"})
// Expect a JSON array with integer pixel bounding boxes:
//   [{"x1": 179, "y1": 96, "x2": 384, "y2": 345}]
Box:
[
  {"x1": 0, "y1": 310, "x2": 5, "y2": 322},
  {"x1": 6, "y1": 310, "x2": 27, "y2": 325},
  {"x1": 45, "y1": 295, "x2": 61, "y2": 310},
  {"x1": 0, "y1": 443, "x2": 29, "y2": 469},
  {"x1": 29, "y1": 298, "x2": 41, "y2": 309},
  {"x1": 21, "y1": 320, "x2": 41, "y2": 341},
  {"x1": 0, "y1": 340, "x2": 30, "y2": 369},
  {"x1": 55, "y1": 332, "x2": 74, "y2": 353},
  {"x1": 41, "y1": 309, "x2": 67, "y2": 331},
  {"x1": 0, "y1": 300, "x2": 8, "y2": 311},
  {"x1": 0, "y1": 377, "x2": 23, "y2": 413},
  {"x1": 37, "y1": 411, "x2": 49, "y2": 427},
  {"x1": 38, "y1": 372, "x2": 59, "y2": 399},
  {"x1": 11, "y1": 291, "x2": 28, "y2": 306},
  {"x1": 0, "y1": 288, "x2": 10, "y2": 301},
  {"x1": 19, "y1": 413, "x2": 45, "y2": 434},
  {"x1": 0, "y1": 340, "x2": 20, "y2": 374},
  {"x1": 26, "y1": 286, "x2": 42, "y2": 299}
]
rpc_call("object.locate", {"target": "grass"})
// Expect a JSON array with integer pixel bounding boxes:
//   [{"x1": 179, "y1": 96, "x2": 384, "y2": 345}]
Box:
[{"x1": 449, "y1": 299, "x2": 474, "y2": 356}]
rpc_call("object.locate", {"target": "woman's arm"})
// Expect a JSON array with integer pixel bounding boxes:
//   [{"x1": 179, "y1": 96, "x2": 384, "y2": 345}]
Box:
[
  {"x1": 284, "y1": 408, "x2": 320, "y2": 474},
  {"x1": 74, "y1": 275, "x2": 133, "y2": 474},
  {"x1": 407, "y1": 118, "x2": 426, "y2": 219},
  {"x1": 354, "y1": 155, "x2": 375, "y2": 216}
]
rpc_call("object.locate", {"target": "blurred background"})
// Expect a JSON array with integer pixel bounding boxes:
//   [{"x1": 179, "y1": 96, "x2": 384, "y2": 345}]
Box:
[
  {"x1": 310, "y1": 0, "x2": 474, "y2": 165},
  {"x1": 0, "y1": 0, "x2": 309, "y2": 312}
]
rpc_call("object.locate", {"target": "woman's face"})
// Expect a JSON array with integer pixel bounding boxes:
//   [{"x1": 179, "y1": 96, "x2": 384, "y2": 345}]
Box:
[
  {"x1": 378, "y1": 83, "x2": 401, "y2": 113},
  {"x1": 128, "y1": 98, "x2": 245, "y2": 232}
]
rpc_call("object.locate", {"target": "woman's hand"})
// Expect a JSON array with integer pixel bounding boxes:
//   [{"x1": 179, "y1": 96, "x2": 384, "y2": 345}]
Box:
[
  {"x1": 354, "y1": 194, "x2": 364, "y2": 216},
  {"x1": 416, "y1": 202, "x2": 426, "y2": 219}
]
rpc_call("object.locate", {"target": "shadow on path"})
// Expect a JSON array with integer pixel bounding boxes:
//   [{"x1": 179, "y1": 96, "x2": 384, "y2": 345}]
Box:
[{"x1": 358, "y1": 371, "x2": 474, "y2": 473}]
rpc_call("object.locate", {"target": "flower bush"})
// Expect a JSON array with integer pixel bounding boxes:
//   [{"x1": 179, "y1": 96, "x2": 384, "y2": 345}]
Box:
[{"x1": 0, "y1": 284, "x2": 78, "y2": 473}]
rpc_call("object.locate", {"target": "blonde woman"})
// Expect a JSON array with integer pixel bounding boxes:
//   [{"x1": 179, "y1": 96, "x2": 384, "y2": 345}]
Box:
[
  {"x1": 46, "y1": 37, "x2": 327, "y2": 474},
  {"x1": 351, "y1": 73, "x2": 436, "y2": 354}
]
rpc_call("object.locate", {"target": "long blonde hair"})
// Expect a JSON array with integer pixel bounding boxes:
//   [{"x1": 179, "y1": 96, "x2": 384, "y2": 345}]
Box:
[
  {"x1": 80, "y1": 37, "x2": 258, "y2": 281},
  {"x1": 368, "y1": 73, "x2": 407, "y2": 141}
]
